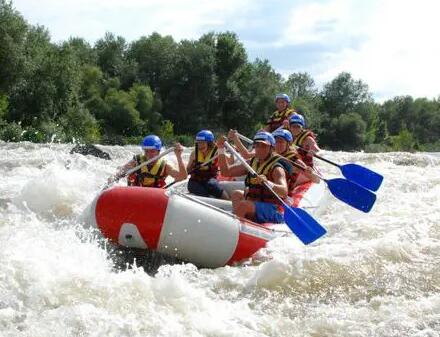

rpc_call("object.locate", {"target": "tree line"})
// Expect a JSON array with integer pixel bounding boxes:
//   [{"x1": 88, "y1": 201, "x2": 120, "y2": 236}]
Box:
[{"x1": 1, "y1": 0, "x2": 439, "y2": 151}]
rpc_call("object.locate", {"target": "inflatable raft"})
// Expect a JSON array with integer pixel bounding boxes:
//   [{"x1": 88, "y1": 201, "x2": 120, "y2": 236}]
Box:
[{"x1": 89, "y1": 181, "x2": 327, "y2": 268}]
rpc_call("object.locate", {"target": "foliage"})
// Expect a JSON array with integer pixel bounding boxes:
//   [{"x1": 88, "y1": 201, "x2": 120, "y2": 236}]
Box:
[{"x1": 0, "y1": 2, "x2": 439, "y2": 151}]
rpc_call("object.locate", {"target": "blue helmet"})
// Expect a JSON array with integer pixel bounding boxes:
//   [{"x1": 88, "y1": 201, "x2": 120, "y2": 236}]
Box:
[
  {"x1": 141, "y1": 135, "x2": 162, "y2": 150},
  {"x1": 272, "y1": 129, "x2": 293, "y2": 143},
  {"x1": 275, "y1": 93, "x2": 291, "y2": 104},
  {"x1": 196, "y1": 130, "x2": 214, "y2": 142},
  {"x1": 289, "y1": 114, "x2": 305, "y2": 127},
  {"x1": 253, "y1": 131, "x2": 275, "y2": 147}
]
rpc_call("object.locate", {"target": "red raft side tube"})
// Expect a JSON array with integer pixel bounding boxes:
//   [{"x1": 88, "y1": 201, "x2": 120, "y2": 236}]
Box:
[{"x1": 91, "y1": 187, "x2": 279, "y2": 268}]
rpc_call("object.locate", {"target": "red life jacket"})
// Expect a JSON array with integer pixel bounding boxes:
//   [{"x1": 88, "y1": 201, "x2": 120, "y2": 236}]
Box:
[
  {"x1": 279, "y1": 149, "x2": 303, "y2": 195},
  {"x1": 244, "y1": 154, "x2": 285, "y2": 205},
  {"x1": 127, "y1": 155, "x2": 167, "y2": 188},
  {"x1": 266, "y1": 108, "x2": 297, "y2": 132},
  {"x1": 190, "y1": 144, "x2": 219, "y2": 182},
  {"x1": 292, "y1": 130, "x2": 317, "y2": 168}
]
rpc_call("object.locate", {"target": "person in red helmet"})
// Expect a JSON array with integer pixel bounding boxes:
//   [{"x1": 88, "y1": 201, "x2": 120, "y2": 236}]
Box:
[{"x1": 263, "y1": 93, "x2": 297, "y2": 132}]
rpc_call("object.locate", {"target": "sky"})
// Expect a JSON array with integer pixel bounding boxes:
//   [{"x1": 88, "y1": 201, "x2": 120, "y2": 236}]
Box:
[{"x1": 11, "y1": 0, "x2": 440, "y2": 101}]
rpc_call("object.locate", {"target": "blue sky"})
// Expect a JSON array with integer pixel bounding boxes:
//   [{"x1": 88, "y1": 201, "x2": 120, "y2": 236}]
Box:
[{"x1": 12, "y1": 0, "x2": 440, "y2": 101}]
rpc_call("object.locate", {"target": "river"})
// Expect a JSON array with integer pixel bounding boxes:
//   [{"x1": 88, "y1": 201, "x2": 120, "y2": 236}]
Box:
[{"x1": 0, "y1": 142, "x2": 439, "y2": 337}]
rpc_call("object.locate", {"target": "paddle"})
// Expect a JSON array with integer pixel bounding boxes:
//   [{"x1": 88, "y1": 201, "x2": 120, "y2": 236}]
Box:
[
  {"x1": 164, "y1": 153, "x2": 220, "y2": 189},
  {"x1": 293, "y1": 146, "x2": 384, "y2": 192},
  {"x1": 287, "y1": 159, "x2": 376, "y2": 213},
  {"x1": 103, "y1": 147, "x2": 175, "y2": 190},
  {"x1": 236, "y1": 132, "x2": 376, "y2": 212},
  {"x1": 236, "y1": 132, "x2": 383, "y2": 192},
  {"x1": 223, "y1": 141, "x2": 326, "y2": 245}
]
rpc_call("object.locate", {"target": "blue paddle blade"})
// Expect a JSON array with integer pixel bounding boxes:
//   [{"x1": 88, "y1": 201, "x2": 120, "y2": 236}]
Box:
[
  {"x1": 340, "y1": 163, "x2": 383, "y2": 192},
  {"x1": 283, "y1": 205, "x2": 327, "y2": 245},
  {"x1": 326, "y1": 178, "x2": 376, "y2": 213}
]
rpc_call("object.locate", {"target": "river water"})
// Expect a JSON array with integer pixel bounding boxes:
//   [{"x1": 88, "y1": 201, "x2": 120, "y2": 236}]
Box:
[{"x1": 0, "y1": 142, "x2": 439, "y2": 337}]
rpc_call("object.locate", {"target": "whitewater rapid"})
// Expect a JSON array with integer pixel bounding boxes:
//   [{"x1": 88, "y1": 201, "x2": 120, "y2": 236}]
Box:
[{"x1": 0, "y1": 142, "x2": 439, "y2": 337}]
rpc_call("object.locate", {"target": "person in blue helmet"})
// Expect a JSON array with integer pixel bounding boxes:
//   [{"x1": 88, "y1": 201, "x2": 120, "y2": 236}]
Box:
[
  {"x1": 186, "y1": 130, "x2": 229, "y2": 199},
  {"x1": 272, "y1": 128, "x2": 319, "y2": 195},
  {"x1": 289, "y1": 114, "x2": 320, "y2": 168},
  {"x1": 114, "y1": 135, "x2": 187, "y2": 188},
  {"x1": 263, "y1": 93, "x2": 298, "y2": 132},
  {"x1": 217, "y1": 131, "x2": 288, "y2": 224}
]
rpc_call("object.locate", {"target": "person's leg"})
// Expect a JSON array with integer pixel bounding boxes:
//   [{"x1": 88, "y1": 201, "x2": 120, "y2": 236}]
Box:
[
  {"x1": 187, "y1": 179, "x2": 210, "y2": 197},
  {"x1": 254, "y1": 202, "x2": 284, "y2": 224},
  {"x1": 231, "y1": 190, "x2": 244, "y2": 213},
  {"x1": 235, "y1": 200, "x2": 256, "y2": 221},
  {"x1": 206, "y1": 178, "x2": 229, "y2": 200}
]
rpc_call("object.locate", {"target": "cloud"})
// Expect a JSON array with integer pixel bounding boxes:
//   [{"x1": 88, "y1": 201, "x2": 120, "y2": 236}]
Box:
[
  {"x1": 259, "y1": 0, "x2": 440, "y2": 100},
  {"x1": 313, "y1": 0, "x2": 440, "y2": 100},
  {"x1": 13, "y1": 0, "x2": 252, "y2": 42}
]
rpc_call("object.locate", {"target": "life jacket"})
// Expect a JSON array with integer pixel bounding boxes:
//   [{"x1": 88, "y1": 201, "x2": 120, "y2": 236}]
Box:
[
  {"x1": 266, "y1": 108, "x2": 297, "y2": 132},
  {"x1": 244, "y1": 154, "x2": 286, "y2": 205},
  {"x1": 190, "y1": 144, "x2": 219, "y2": 182},
  {"x1": 127, "y1": 155, "x2": 167, "y2": 188},
  {"x1": 278, "y1": 149, "x2": 303, "y2": 195},
  {"x1": 292, "y1": 130, "x2": 317, "y2": 168}
]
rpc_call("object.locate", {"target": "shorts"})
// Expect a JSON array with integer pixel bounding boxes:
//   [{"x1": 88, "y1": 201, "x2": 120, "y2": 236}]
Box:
[
  {"x1": 188, "y1": 178, "x2": 224, "y2": 199},
  {"x1": 254, "y1": 201, "x2": 284, "y2": 224}
]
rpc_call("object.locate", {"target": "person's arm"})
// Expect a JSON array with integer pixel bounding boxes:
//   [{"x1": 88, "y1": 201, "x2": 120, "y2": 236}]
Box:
[
  {"x1": 166, "y1": 143, "x2": 188, "y2": 181},
  {"x1": 290, "y1": 158, "x2": 320, "y2": 183},
  {"x1": 228, "y1": 129, "x2": 254, "y2": 160},
  {"x1": 117, "y1": 159, "x2": 136, "y2": 177},
  {"x1": 255, "y1": 166, "x2": 288, "y2": 198},
  {"x1": 303, "y1": 136, "x2": 320, "y2": 154},
  {"x1": 217, "y1": 136, "x2": 248, "y2": 177},
  {"x1": 107, "y1": 159, "x2": 135, "y2": 183},
  {"x1": 186, "y1": 151, "x2": 195, "y2": 172},
  {"x1": 303, "y1": 166, "x2": 320, "y2": 183}
]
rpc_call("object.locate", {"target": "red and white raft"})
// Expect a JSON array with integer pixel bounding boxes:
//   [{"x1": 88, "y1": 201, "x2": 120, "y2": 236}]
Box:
[{"x1": 89, "y1": 181, "x2": 327, "y2": 268}]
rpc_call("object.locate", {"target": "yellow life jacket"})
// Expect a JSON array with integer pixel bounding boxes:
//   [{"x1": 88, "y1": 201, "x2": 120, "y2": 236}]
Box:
[
  {"x1": 266, "y1": 108, "x2": 297, "y2": 132},
  {"x1": 128, "y1": 155, "x2": 167, "y2": 188},
  {"x1": 279, "y1": 149, "x2": 302, "y2": 195},
  {"x1": 191, "y1": 145, "x2": 219, "y2": 181},
  {"x1": 245, "y1": 154, "x2": 285, "y2": 204},
  {"x1": 292, "y1": 130, "x2": 316, "y2": 167}
]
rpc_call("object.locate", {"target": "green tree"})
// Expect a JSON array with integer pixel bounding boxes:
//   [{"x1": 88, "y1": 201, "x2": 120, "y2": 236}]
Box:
[
  {"x1": 126, "y1": 33, "x2": 177, "y2": 91},
  {"x1": 285, "y1": 72, "x2": 317, "y2": 100},
  {"x1": 95, "y1": 32, "x2": 126, "y2": 78},
  {"x1": 0, "y1": 0, "x2": 28, "y2": 93},
  {"x1": 8, "y1": 33, "x2": 81, "y2": 125},
  {"x1": 102, "y1": 89, "x2": 142, "y2": 136},
  {"x1": 234, "y1": 59, "x2": 282, "y2": 135},
  {"x1": 165, "y1": 37, "x2": 217, "y2": 133},
  {"x1": 321, "y1": 72, "x2": 372, "y2": 118}
]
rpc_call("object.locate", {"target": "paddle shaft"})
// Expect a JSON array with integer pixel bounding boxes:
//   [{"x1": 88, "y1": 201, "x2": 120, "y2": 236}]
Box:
[
  {"x1": 291, "y1": 144, "x2": 340, "y2": 168},
  {"x1": 223, "y1": 142, "x2": 287, "y2": 207},
  {"x1": 237, "y1": 131, "x2": 339, "y2": 168},
  {"x1": 104, "y1": 147, "x2": 175, "y2": 189},
  {"x1": 164, "y1": 153, "x2": 220, "y2": 189}
]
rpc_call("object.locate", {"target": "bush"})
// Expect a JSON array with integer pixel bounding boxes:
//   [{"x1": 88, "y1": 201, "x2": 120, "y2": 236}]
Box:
[
  {"x1": 390, "y1": 128, "x2": 416, "y2": 152},
  {"x1": 157, "y1": 119, "x2": 174, "y2": 144},
  {"x1": 0, "y1": 121, "x2": 23, "y2": 141},
  {"x1": 60, "y1": 105, "x2": 101, "y2": 143}
]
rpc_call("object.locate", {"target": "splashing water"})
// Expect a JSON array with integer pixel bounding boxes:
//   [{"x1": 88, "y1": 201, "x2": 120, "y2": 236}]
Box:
[{"x1": 0, "y1": 142, "x2": 439, "y2": 337}]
